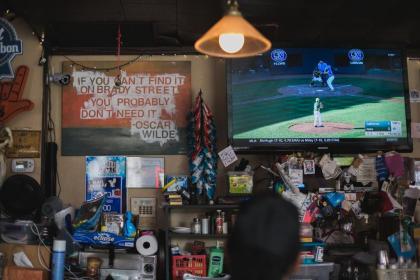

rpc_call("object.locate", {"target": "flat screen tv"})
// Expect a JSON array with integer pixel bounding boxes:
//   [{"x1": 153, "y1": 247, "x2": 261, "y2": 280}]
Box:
[{"x1": 227, "y1": 47, "x2": 412, "y2": 153}]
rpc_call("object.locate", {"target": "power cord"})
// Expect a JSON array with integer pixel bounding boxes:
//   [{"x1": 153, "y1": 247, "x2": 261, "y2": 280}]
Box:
[{"x1": 29, "y1": 222, "x2": 93, "y2": 280}]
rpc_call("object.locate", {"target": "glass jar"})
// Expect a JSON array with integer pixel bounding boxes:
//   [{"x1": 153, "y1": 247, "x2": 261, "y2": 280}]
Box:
[
  {"x1": 86, "y1": 257, "x2": 102, "y2": 280},
  {"x1": 192, "y1": 218, "x2": 201, "y2": 234}
]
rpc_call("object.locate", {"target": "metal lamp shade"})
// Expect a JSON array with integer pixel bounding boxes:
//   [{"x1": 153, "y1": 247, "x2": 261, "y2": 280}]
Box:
[{"x1": 194, "y1": 13, "x2": 271, "y2": 58}]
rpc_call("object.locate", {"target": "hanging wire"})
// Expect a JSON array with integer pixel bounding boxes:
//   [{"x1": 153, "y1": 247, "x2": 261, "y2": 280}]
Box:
[
  {"x1": 47, "y1": 56, "x2": 62, "y2": 198},
  {"x1": 114, "y1": 24, "x2": 123, "y2": 86},
  {"x1": 62, "y1": 55, "x2": 141, "y2": 72},
  {"x1": 117, "y1": 24, "x2": 122, "y2": 66}
]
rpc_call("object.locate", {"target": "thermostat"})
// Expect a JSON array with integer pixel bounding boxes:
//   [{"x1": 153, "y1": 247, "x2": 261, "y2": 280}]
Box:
[{"x1": 11, "y1": 159, "x2": 35, "y2": 173}]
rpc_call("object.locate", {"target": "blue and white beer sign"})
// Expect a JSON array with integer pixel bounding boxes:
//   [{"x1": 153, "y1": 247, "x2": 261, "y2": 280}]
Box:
[{"x1": 0, "y1": 18, "x2": 23, "y2": 79}]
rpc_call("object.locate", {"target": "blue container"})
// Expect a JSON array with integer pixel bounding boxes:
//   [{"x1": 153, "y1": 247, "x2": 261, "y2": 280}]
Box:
[{"x1": 52, "y1": 239, "x2": 66, "y2": 280}]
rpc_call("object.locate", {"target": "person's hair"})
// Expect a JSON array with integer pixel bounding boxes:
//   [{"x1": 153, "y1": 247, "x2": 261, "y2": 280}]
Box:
[{"x1": 227, "y1": 194, "x2": 300, "y2": 280}]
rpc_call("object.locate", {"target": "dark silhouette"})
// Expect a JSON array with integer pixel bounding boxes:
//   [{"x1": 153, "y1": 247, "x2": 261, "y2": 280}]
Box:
[{"x1": 228, "y1": 195, "x2": 300, "y2": 280}]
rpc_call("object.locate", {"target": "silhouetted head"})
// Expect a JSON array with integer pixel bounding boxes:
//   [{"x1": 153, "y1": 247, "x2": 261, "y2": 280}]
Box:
[{"x1": 228, "y1": 195, "x2": 300, "y2": 280}]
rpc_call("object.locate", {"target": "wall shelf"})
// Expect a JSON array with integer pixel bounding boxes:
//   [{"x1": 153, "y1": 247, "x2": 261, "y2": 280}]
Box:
[
  {"x1": 164, "y1": 203, "x2": 240, "y2": 279},
  {"x1": 168, "y1": 232, "x2": 230, "y2": 239}
]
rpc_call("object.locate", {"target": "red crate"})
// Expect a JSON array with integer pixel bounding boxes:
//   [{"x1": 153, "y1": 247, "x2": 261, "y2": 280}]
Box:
[{"x1": 172, "y1": 255, "x2": 207, "y2": 280}]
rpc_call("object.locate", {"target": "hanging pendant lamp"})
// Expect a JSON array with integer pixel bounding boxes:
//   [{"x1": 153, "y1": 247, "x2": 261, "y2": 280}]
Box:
[{"x1": 194, "y1": 0, "x2": 271, "y2": 58}]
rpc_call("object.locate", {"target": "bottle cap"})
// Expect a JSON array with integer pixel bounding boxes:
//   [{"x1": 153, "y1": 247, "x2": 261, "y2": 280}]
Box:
[{"x1": 53, "y1": 239, "x2": 66, "y2": 252}]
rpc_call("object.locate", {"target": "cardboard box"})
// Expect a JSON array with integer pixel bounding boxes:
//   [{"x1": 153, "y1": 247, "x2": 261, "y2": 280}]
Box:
[
  {"x1": 3, "y1": 265, "x2": 47, "y2": 280},
  {"x1": 0, "y1": 243, "x2": 51, "y2": 269}
]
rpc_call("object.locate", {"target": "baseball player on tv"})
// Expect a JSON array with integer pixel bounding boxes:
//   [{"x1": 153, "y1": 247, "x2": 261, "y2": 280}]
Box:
[{"x1": 314, "y1": 97, "x2": 324, "y2": 127}]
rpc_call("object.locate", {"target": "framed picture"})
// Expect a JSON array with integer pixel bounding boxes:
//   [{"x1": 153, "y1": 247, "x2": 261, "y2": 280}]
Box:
[
  {"x1": 6, "y1": 130, "x2": 41, "y2": 158},
  {"x1": 303, "y1": 160, "x2": 315, "y2": 175},
  {"x1": 85, "y1": 156, "x2": 127, "y2": 213},
  {"x1": 126, "y1": 157, "x2": 164, "y2": 188},
  {"x1": 61, "y1": 61, "x2": 191, "y2": 155}
]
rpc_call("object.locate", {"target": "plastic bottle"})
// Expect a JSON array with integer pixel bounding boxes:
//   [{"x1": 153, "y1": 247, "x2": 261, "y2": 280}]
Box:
[
  {"x1": 216, "y1": 210, "x2": 223, "y2": 234},
  {"x1": 208, "y1": 241, "x2": 224, "y2": 277},
  {"x1": 51, "y1": 239, "x2": 66, "y2": 280},
  {"x1": 123, "y1": 211, "x2": 136, "y2": 238}
]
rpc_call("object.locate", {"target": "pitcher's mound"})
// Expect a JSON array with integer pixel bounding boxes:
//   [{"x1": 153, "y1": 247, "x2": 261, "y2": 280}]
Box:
[{"x1": 289, "y1": 122, "x2": 354, "y2": 134}]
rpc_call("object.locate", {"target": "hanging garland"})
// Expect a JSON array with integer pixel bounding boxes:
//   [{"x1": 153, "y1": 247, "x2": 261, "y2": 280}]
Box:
[{"x1": 188, "y1": 90, "x2": 217, "y2": 203}]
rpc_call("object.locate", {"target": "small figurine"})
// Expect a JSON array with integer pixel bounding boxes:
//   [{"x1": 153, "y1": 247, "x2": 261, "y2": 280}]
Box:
[{"x1": 123, "y1": 211, "x2": 136, "y2": 238}]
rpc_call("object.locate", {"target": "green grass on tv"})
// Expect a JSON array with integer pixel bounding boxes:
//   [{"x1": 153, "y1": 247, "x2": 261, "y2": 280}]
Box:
[{"x1": 232, "y1": 77, "x2": 407, "y2": 139}]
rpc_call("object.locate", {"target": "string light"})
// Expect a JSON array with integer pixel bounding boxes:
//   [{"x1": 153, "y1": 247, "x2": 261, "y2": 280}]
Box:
[
  {"x1": 39, "y1": 32, "x2": 45, "y2": 45},
  {"x1": 62, "y1": 53, "x2": 200, "y2": 72},
  {"x1": 63, "y1": 55, "x2": 141, "y2": 72}
]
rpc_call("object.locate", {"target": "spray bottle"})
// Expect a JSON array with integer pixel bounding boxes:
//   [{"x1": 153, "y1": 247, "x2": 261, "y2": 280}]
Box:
[{"x1": 51, "y1": 239, "x2": 66, "y2": 280}]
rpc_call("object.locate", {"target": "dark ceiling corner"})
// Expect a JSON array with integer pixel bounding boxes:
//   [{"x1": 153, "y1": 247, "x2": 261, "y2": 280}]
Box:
[{"x1": 3, "y1": 0, "x2": 420, "y2": 53}]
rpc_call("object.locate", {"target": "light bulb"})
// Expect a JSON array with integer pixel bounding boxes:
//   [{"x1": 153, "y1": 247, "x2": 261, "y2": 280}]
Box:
[{"x1": 218, "y1": 33, "x2": 245, "y2": 54}]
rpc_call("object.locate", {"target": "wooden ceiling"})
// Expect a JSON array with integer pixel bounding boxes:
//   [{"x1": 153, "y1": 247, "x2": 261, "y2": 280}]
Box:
[{"x1": 2, "y1": 0, "x2": 420, "y2": 53}]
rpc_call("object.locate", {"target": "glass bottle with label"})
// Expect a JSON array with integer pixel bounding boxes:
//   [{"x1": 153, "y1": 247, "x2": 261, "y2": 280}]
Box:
[
  {"x1": 216, "y1": 210, "x2": 223, "y2": 234},
  {"x1": 192, "y1": 217, "x2": 201, "y2": 234}
]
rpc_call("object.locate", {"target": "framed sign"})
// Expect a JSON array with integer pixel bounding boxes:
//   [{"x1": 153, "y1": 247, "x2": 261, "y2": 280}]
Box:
[
  {"x1": 62, "y1": 61, "x2": 191, "y2": 155},
  {"x1": 0, "y1": 18, "x2": 23, "y2": 80},
  {"x1": 6, "y1": 130, "x2": 41, "y2": 158},
  {"x1": 126, "y1": 157, "x2": 164, "y2": 188},
  {"x1": 86, "y1": 156, "x2": 126, "y2": 213}
]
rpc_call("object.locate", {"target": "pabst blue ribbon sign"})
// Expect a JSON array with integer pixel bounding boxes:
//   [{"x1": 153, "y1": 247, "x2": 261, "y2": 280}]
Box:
[{"x1": 0, "y1": 18, "x2": 22, "y2": 79}]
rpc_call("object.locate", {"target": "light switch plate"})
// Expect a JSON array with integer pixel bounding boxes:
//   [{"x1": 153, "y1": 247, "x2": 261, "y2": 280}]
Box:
[{"x1": 130, "y1": 197, "x2": 156, "y2": 217}]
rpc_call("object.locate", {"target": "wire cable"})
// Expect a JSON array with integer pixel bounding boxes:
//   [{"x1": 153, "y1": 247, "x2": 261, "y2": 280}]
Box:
[
  {"x1": 30, "y1": 222, "x2": 93, "y2": 280},
  {"x1": 63, "y1": 55, "x2": 141, "y2": 72}
]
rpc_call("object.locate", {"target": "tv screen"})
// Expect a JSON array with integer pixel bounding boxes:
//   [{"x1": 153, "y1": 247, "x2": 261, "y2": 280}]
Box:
[{"x1": 227, "y1": 47, "x2": 412, "y2": 153}]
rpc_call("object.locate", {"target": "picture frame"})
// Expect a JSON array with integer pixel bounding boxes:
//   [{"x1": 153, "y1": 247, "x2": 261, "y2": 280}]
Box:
[{"x1": 6, "y1": 130, "x2": 41, "y2": 158}]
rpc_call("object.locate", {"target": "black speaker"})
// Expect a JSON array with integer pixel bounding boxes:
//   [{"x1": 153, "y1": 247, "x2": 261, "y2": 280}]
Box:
[
  {"x1": 45, "y1": 142, "x2": 58, "y2": 197},
  {"x1": 0, "y1": 174, "x2": 44, "y2": 219}
]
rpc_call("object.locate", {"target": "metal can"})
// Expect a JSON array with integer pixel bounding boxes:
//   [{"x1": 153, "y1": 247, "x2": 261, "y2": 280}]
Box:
[
  {"x1": 314, "y1": 246, "x2": 324, "y2": 263},
  {"x1": 201, "y1": 218, "x2": 209, "y2": 235}
]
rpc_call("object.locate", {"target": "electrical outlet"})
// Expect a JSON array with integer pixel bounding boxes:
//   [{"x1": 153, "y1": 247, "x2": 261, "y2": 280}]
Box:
[{"x1": 131, "y1": 197, "x2": 156, "y2": 217}]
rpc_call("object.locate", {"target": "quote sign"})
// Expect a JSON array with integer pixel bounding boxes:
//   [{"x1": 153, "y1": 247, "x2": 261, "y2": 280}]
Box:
[{"x1": 62, "y1": 61, "x2": 191, "y2": 155}]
